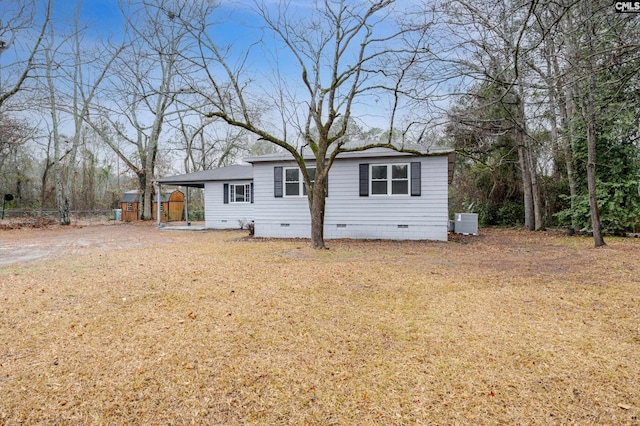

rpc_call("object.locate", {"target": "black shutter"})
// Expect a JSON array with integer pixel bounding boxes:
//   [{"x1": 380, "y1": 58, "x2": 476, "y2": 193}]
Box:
[
  {"x1": 274, "y1": 166, "x2": 283, "y2": 197},
  {"x1": 359, "y1": 163, "x2": 369, "y2": 196},
  {"x1": 250, "y1": 183, "x2": 254, "y2": 203},
  {"x1": 411, "y1": 162, "x2": 421, "y2": 196},
  {"x1": 223, "y1": 183, "x2": 229, "y2": 204}
]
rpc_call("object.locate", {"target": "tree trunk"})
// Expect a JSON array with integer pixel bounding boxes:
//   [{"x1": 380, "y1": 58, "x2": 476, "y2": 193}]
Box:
[
  {"x1": 518, "y1": 85, "x2": 543, "y2": 231},
  {"x1": 54, "y1": 168, "x2": 71, "y2": 225},
  {"x1": 563, "y1": 89, "x2": 579, "y2": 234},
  {"x1": 585, "y1": 75, "x2": 605, "y2": 247},
  {"x1": 583, "y1": 1, "x2": 605, "y2": 247},
  {"x1": 550, "y1": 30, "x2": 579, "y2": 233},
  {"x1": 517, "y1": 142, "x2": 535, "y2": 230},
  {"x1": 48, "y1": 60, "x2": 71, "y2": 225},
  {"x1": 554, "y1": 13, "x2": 581, "y2": 234},
  {"x1": 308, "y1": 169, "x2": 327, "y2": 250},
  {"x1": 529, "y1": 150, "x2": 544, "y2": 231},
  {"x1": 142, "y1": 172, "x2": 154, "y2": 220},
  {"x1": 138, "y1": 173, "x2": 149, "y2": 221},
  {"x1": 515, "y1": 94, "x2": 535, "y2": 230}
]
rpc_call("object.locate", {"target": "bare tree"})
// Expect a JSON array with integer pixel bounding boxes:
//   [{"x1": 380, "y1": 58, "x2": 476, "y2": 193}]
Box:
[
  {"x1": 90, "y1": 0, "x2": 207, "y2": 220},
  {"x1": 578, "y1": 1, "x2": 605, "y2": 246},
  {"x1": 42, "y1": 4, "x2": 121, "y2": 225},
  {"x1": 0, "y1": 117, "x2": 35, "y2": 205},
  {"x1": 0, "y1": 0, "x2": 51, "y2": 109},
  {"x1": 442, "y1": 0, "x2": 544, "y2": 230},
  {"x1": 534, "y1": 0, "x2": 639, "y2": 245},
  {"x1": 169, "y1": 111, "x2": 254, "y2": 173},
  {"x1": 0, "y1": 0, "x2": 51, "y2": 201},
  {"x1": 446, "y1": 0, "x2": 640, "y2": 243},
  {"x1": 184, "y1": 0, "x2": 436, "y2": 249},
  {"x1": 533, "y1": 4, "x2": 580, "y2": 233}
]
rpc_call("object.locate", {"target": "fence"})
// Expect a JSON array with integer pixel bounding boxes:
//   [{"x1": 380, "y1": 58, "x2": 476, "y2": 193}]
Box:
[
  {"x1": 0, "y1": 209, "x2": 117, "y2": 226},
  {"x1": 0, "y1": 209, "x2": 206, "y2": 226}
]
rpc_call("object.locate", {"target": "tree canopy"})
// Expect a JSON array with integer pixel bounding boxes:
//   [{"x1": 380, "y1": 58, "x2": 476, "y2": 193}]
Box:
[{"x1": 1, "y1": 0, "x2": 639, "y2": 246}]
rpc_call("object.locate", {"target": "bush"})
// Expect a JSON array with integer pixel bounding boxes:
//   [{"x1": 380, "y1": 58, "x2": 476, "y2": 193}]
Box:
[
  {"x1": 238, "y1": 219, "x2": 255, "y2": 236},
  {"x1": 188, "y1": 210, "x2": 204, "y2": 221}
]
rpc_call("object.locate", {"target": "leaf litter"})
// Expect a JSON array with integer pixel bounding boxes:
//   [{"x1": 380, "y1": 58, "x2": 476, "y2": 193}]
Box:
[{"x1": 0, "y1": 225, "x2": 639, "y2": 424}]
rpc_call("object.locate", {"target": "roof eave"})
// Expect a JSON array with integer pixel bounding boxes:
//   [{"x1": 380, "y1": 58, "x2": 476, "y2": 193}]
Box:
[{"x1": 244, "y1": 147, "x2": 454, "y2": 164}]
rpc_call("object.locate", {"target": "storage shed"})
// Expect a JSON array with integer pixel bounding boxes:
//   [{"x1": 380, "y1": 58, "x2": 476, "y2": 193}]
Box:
[
  {"x1": 120, "y1": 189, "x2": 185, "y2": 222},
  {"x1": 120, "y1": 190, "x2": 141, "y2": 222}
]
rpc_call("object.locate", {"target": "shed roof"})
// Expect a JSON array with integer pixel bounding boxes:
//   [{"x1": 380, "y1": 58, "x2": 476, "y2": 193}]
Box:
[
  {"x1": 121, "y1": 189, "x2": 184, "y2": 202},
  {"x1": 121, "y1": 190, "x2": 140, "y2": 203},
  {"x1": 155, "y1": 164, "x2": 253, "y2": 188}
]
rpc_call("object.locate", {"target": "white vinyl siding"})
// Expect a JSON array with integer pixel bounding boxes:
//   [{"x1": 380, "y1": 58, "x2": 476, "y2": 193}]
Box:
[
  {"x1": 204, "y1": 180, "x2": 254, "y2": 229},
  {"x1": 252, "y1": 155, "x2": 449, "y2": 241}
]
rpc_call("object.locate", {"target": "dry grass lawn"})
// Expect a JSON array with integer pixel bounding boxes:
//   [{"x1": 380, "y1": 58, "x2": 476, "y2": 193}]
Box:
[{"x1": 1, "y1": 224, "x2": 639, "y2": 425}]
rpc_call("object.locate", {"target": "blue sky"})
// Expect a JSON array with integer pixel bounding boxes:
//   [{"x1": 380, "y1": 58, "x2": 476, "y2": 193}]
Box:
[
  {"x1": 51, "y1": 0, "x2": 123, "y2": 34},
  {"x1": 40, "y1": 0, "x2": 440, "y2": 140},
  {"x1": 50, "y1": 0, "x2": 260, "y2": 45}
]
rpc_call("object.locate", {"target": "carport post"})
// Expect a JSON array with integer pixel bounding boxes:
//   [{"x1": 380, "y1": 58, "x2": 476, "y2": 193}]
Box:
[
  {"x1": 156, "y1": 183, "x2": 161, "y2": 227},
  {"x1": 184, "y1": 187, "x2": 190, "y2": 226}
]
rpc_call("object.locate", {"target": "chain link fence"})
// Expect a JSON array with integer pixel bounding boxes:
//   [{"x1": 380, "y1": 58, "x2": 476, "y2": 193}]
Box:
[{"x1": 0, "y1": 209, "x2": 118, "y2": 227}]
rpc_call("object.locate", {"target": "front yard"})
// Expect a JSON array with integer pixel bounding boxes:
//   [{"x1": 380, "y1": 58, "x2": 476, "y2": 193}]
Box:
[{"x1": 1, "y1": 225, "x2": 638, "y2": 424}]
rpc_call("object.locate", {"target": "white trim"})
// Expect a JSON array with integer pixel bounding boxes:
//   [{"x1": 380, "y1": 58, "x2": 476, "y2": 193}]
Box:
[
  {"x1": 283, "y1": 167, "x2": 315, "y2": 197},
  {"x1": 229, "y1": 183, "x2": 251, "y2": 203},
  {"x1": 369, "y1": 163, "x2": 410, "y2": 196}
]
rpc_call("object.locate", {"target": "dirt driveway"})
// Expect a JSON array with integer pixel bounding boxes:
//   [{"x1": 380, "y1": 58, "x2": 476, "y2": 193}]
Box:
[{"x1": 0, "y1": 223, "x2": 174, "y2": 266}]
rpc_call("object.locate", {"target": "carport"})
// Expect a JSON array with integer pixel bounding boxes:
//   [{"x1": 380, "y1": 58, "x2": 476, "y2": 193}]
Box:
[
  {"x1": 154, "y1": 165, "x2": 254, "y2": 229},
  {"x1": 154, "y1": 172, "x2": 207, "y2": 229}
]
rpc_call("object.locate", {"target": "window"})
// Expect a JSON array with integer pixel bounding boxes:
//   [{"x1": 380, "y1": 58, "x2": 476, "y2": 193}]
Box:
[
  {"x1": 283, "y1": 167, "x2": 316, "y2": 196},
  {"x1": 370, "y1": 164, "x2": 409, "y2": 195},
  {"x1": 229, "y1": 183, "x2": 251, "y2": 203},
  {"x1": 285, "y1": 167, "x2": 300, "y2": 196}
]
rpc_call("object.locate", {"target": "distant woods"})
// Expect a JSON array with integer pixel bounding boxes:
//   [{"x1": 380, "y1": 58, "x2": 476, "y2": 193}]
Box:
[{"x1": 0, "y1": 0, "x2": 638, "y2": 243}]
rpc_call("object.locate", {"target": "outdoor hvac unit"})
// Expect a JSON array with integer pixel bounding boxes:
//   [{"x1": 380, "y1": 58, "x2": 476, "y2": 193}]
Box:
[{"x1": 454, "y1": 213, "x2": 478, "y2": 235}]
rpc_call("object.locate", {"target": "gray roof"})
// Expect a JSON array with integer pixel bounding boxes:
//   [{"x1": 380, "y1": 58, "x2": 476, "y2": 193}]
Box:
[
  {"x1": 121, "y1": 189, "x2": 182, "y2": 202},
  {"x1": 155, "y1": 164, "x2": 253, "y2": 188},
  {"x1": 244, "y1": 144, "x2": 455, "y2": 184},
  {"x1": 243, "y1": 144, "x2": 453, "y2": 163},
  {"x1": 155, "y1": 145, "x2": 456, "y2": 186},
  {"x1": 121, "y1": 190, "x2": 140, "y2": 203}
]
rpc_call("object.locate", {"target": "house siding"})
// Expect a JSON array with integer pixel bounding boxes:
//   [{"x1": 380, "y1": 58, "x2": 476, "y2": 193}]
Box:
[
  {"x1": 252, "y1": 156, "x2": 449, "y2": 241},
  {"x1": 204, "y1": 180, "x2": 254, "y2": 229}
]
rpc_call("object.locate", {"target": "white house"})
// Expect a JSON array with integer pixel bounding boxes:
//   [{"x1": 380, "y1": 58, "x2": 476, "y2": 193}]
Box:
[{"x1": 155, "y1": 146, "x2": 455, "y2": 241}]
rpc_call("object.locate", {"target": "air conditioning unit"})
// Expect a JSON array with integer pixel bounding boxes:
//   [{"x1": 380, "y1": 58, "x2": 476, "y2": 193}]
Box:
[{"x1": 454, "y1": 213, "x2": 478, "y2": 235}]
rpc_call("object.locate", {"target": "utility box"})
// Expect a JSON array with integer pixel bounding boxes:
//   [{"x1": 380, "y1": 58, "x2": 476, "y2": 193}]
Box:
[{"x1": 454, "y1": 213, "x2": 478, "y2": 235}]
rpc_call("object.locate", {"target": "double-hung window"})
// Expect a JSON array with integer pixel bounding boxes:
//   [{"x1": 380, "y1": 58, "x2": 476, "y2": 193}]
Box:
[
  {"x1": 230, "y1": 183, "x2": 251, "y2": 203},
  {"x1": 284, "y1": 167, "x2": 316, "y2": 196},
  {"x1": 370, "y1": 164, "x2": 409, "y2": 195}
]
